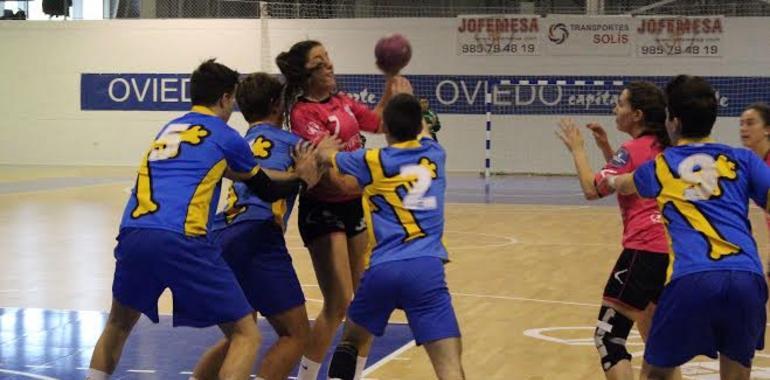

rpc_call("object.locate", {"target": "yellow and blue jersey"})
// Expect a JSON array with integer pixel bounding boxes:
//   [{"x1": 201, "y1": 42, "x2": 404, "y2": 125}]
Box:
[
  {"x1": 120, "y1": 107, "x2": 260, "y2": 236},
  {"x1": 333, "y1": 136, "x2": 448, "y2": 268},
  {"x1": 212, "y1": 124, "x2": 302, "y2": 231},
  {"x1": 633, "y1": 140, "x2": 770, "y2": 282}
]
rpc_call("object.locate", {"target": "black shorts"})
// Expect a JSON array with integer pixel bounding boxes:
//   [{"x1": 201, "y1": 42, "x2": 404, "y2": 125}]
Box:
[
  {"x1": 603, "y1": 249, "x2": 669, "y2": 311},
  {"x1": 298, "y1": 196, "x2": 367, "y2": 245}
]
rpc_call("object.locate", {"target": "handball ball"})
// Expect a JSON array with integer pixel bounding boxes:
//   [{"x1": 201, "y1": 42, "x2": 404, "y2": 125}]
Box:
[{"x1": 374, "y1": 33, "x2": 412, "y2": 75}]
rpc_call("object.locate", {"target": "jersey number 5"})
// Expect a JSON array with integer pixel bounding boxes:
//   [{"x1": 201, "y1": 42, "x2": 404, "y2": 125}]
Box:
[{"x1": 131, "y1": 124, "x2": 210, "y2": 218}]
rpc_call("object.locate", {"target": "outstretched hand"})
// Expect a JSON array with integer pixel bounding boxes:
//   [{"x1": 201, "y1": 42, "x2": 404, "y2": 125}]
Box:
[
  {"x1": 386, "y1": 75, "x2": 413, "y2": 96},
  {"x1": 314, "y1": 133, "x2": 344, "y2": 164},
  {"x1": 555, "y1": 118, "x2": 585, "y2": 152},
  {"x1": 292, "y1": 141, "x2": 322, "y2": 188},
  {"x1": 585, "y1": 123, "x2": 609, "y2": 147}
]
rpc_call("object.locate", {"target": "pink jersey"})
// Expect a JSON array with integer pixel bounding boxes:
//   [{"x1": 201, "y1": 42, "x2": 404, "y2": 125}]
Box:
[
  {"x1": 291, "y1": 92, "x2": 380, "y2": 202},
  {"x1": 594, "y1": 134, "x2": 668, "y2": 253}
]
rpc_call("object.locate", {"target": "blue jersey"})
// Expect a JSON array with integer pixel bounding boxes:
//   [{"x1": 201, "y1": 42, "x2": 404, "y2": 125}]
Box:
[
  {"x1": 334, "y1": 136, "x2": 448, "y2": 268},
  {"x1": 120, "y1": 108, "x2": 259, "y2": 236},
  {"x1": 633, "y1": 140, "x2": 770, "y2": 282},
  {"x1": 213, "y1": 124, "x2": 302, "y2": 231}
]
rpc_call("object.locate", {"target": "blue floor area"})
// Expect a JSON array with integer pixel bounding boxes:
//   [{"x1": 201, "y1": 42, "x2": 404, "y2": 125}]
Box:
[{"x1": 0, "y1": 308, "x2": 414, "y2": 379}]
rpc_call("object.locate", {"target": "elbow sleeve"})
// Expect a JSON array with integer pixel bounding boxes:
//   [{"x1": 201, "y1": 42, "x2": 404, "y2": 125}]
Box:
[{"x1": 245, "y1": 169, "x2": 303, "y2": 203}]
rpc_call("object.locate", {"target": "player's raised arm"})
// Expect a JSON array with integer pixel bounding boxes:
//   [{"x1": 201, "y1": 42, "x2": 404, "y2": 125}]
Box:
[
  {"x1": 586, "y1": 123, "x2": 614, "y2": 162},
  {"x1": 227, "y1": 141, "x2": 321, "y2": 203},
  {"x1": 556, "y1": 118, "x2": 601, "y2": 200},
  {"x1": 609, "y1": 173, "x2": 638, "y2": 196}
]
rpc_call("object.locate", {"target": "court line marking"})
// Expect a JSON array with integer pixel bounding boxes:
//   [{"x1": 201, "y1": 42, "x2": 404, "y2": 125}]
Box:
[
  {"x1": 451, "y1": 292, "x2": 600, "y2": 307},
  {"x1": 24, "y1": 365, "x2": 53, "y2": 369},
  {"x1": 127, "y1": 369, "x2": 156, "y2": 373},
  {"x1": 0, "y1": 369, "x2": 58, "y2": 379},
  {"x1": 362, "y1": 340, "x2": 416, "y2": 376},
  {"x1": 0, "y1": 181, "x2": 129, "y2": 197},
  {"x1": 300, "y1": 285, "x2": 600, "y2": 308}
]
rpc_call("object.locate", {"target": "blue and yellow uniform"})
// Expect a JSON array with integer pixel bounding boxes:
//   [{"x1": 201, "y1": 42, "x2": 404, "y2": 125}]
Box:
[
  {"x1": 113, "y1": 106, "x2": 258, "y2": 327},
  {"x1": 211, "y1": 123, "x2": 306, "y2": 317},
  {"x1": 633, "y1": 139, "x2": 770, "y2": 367},
  {"x1": 333, "y1": 136, "x2": 460, "y2": 345}
]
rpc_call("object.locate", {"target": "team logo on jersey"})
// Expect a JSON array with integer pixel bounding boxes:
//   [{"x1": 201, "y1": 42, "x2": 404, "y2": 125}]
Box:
[
  {"x1": 610, "y1": 148, "x2": 630, "y2": 167},
  {"x1": 677, "y1": 154, "x2": 737, "y2": 201},
  {"x1": 418, "y1": 157, "x2": 438, "y2": 179},
  {"x1": 344, "y1": 105, "x2": 355, "y2": 118},
  {"x1": 252, "y1": 136, "x2": 273, "y2": 159},
  {"x1": 149, "y1": 124, "x2": 209, "y2": 161},
  {"x1": 305, "y1": 121, "x2": 324, "y2": 136},
  {"x1": 224, "y1": 187, "x2": 247, "y2": 224},
  {"x1": 132, "y1": 124, "x2": 210, "y2": 219},
  {"x1": 656, "y1": 153, "x2": 739, "y2": 261}
]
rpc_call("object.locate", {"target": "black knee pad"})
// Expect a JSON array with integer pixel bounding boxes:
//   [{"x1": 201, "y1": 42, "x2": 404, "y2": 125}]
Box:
[
  {"x1": 594, "y1": 305, "x2": 633, "y2": 371},
  {"x1": 328, "y1": 342, "x2": 358, "y2": 380}
]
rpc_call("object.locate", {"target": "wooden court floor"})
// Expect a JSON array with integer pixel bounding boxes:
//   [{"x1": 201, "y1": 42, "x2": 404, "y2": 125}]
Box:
[{"x1": 1, "y1": 165, "x2": 769, "y2": 379}]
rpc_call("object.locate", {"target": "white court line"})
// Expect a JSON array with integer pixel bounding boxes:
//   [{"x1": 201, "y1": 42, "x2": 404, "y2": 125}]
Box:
[
  {"x1": 0, "y1": 288, "x2": 38, "y2": 294},
  {"x1": 447, "y1": 190, "x2": 587, "y2": 198},
  {"x1": 180, "y1": 371, "x2": 193, "y2": 375},
  {"x1": 24, "y1": 365, "x2": 53, "y2": 369},
  {"x1": 451, "y1": 292, "x2": 600, "y2": 308},
  {"x1": 76, "y1": 367, "x2": 89, "y2": 371},
  {"x1": 362, "y1": 340, "x2": 416, "y2": 376},
  {"x1": 0, "y1": 369, "x2": 58, "y2": 379},
  {"x1": 127, "y1": 369, "x2": 156, "y2": 373},
  {"x1": 0, "y1": 181, "x2": 129, "y2": 197}
]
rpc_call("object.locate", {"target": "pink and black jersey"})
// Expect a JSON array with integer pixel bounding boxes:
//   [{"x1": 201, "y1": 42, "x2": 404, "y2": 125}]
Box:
[
  {"x1": 291, "y1": 92, "x2": 380, "y2": 202},
  {"x1": 594, "y1": 134, "x2": 668, "y2": 253}
]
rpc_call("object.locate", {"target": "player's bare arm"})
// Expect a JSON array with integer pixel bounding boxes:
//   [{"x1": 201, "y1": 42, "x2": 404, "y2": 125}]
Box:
[
  {"x1": 556, "y1": 118, "x2": 601, "y2": 200},
  {"x1": 610, "y1": 173, "x2": 637, "y2": 196},
  {"x1": 586, "y1": 122, "x2": 615, "y2": 162}
]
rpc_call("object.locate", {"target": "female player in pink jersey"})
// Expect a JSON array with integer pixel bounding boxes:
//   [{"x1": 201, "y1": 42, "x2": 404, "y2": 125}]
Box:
[
  {"x1": 739, "y1": 103, "x2": 770, "y2": 244},
  {"x1": 276, "y1": 40, "x2": 411, "y2": 379},
  {"x1": 556, "y1": 81, "x2": 677, "y2": 380}
]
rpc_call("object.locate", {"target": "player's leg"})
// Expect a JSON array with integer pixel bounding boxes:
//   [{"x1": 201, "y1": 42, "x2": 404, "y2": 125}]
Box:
[
  {"x1": 214, "y1": 220, "x2": 310, "y2": 380},
  {"x1": 217, "y1": 315, "x2": 261, "y2": 380},
  {"x1": 344, "y1": 204, "x2": 368, "y2": 290},
  {"x1": 423, "y1": 337, "x2": 465, "y2": 380},
  {"x1": 261, "y1": 305, "x2": 311, "y2": 379},
  {"x1": 594, "y1": 302, "x2": 634, "y2": 380},
  {"x1": 191, "y1": 336, "x2": 228, "y2": 380},
  {"x1": 328, "y1": 320, "x2": 375, "y2": 380},
  {"x1": 191, "y1": 313, "x2": 259, "y2": 380},
  {"x1": 87, "y1": 298, "x2": 141, "y2": 378},
  {"x1": 718, "y1": 356, "x2": 751, "y2": 380},
  {"x1": 328, "y1": 263, "x2": 397, "y2": 380},
  {"x1": 598, "y1": 249, "x2": 671, "y2": 380},
  {"x1": 644, "y1": 272, "x2": 727, "y2": 380},
  {"x1": 334, "y1": 216, "x2": 370, "y2": 377},
  {"x1": 298, "y1": 231, "x2": 354, "y2": 379},
  {"x1": 400, "y1": 257, "x2": 464, "y2": 380},
  {"x1": 165, "y1": 235, "x2": 259, "y2": 380},
  {"x1": 718, "y1": 271, "x2": 767, "y2": 380},
  {"x1": 640, "y1": 361, "x2": 677, "y2": 380},
  {"x1": 89, "y1": 228, "x2": 166, "y2": 379}
]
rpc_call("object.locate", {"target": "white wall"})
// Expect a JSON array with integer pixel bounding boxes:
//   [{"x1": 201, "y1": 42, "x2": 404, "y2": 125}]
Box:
[{"x1": 1, "y1": 18, "x2": 769, "y2": 174}]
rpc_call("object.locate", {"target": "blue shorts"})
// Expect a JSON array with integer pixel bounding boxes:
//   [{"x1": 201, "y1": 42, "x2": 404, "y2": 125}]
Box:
[
  {"x1": 213, "y1": 220, "x2": 305, "y2": 317},
  {"x1": 112, "y1": 228, "x2": 253, "y2": 328},
  {"x1": 645, "y1": 270, "x2": 767, "y2": 368},
  {"x1": 347, "y1": 256, "x2": 460, "y2": 345}
]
